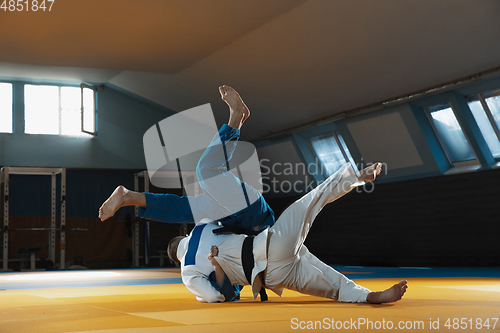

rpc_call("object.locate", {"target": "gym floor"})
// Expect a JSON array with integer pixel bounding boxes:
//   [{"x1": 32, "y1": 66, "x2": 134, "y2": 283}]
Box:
[{"x1": 0, "y1": 267, "x2": 499, "y2": 332}]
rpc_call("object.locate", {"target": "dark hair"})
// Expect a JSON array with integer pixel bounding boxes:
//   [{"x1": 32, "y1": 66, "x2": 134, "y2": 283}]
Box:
[{"x1": 167, "y1": 236, "x2": 186, "y2": 264}]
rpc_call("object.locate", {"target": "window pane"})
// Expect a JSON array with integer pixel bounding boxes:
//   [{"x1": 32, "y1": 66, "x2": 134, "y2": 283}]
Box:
[
  {"x1": 25, "y1": 85, "x2": 59, "y2": 135},
  {"x1": 0, "y1": 83, "x2": 13, "y2": 133},
  {"x1": 61, "y1": 86, "x2": 85, "y2": 136},
  {"x1": 485, "y1": 94, "x2": 500, "y2": 133},
  {"x1": 82, "y1": 87, "x2": 95, "y2": 133},
  {"x1": 429, "y1": 106, "x2": 475, "y2": 163},
  {"x1": 309, "y1": 134, "x2": 347, "y2": 176},
  {"x1": 468, "y1": 100, "x2": 500, "y2": 158},
  {"x1": 336, "y1": 132, "x2": 360, "y2": 174}
]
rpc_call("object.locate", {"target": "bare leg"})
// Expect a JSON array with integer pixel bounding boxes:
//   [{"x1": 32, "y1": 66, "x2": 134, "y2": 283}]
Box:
[
  {"x1": 366, "y1": 280, "x2": 408, "y2": 304},
  {"x1": 219, "y1": 85, "x2": 260, "y2": 231},
  {"x1": 99, "y1": 186, "x2": 146, "y2": 221},
  {"x1": 219, "y1": 85, "x2": 250, "y2": 130}
]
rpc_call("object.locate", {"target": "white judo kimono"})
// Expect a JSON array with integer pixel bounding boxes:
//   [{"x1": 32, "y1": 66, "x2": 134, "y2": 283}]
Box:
[{"x1": 176, "y1": 163, "x2": 371, "y2": 303}]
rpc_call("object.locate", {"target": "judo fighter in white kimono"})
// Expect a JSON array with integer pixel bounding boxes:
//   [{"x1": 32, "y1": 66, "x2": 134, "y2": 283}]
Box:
[{"x1": 100, "y1": 86, "x2": 408, "y2": 304}]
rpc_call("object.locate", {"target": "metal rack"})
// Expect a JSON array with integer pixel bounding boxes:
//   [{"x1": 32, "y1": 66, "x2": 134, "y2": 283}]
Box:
[
  {"x1": 1, "y1": 167, "x2": 66, "y2": 271},
  {"x1": 133, "y1": 170, "x2": 148, "y2": 267},
  {"x1": 133, "y1": 170, "x2": 198, "y2": 267}
]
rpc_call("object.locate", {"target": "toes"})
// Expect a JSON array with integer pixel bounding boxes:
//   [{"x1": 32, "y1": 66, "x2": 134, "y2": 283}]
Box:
[
  {"x1": 219, "y1": 86, "x2": 226, "y2": 96},
  {"x1": 399, "y1": 281, "x2": 408, "y2": 298}
]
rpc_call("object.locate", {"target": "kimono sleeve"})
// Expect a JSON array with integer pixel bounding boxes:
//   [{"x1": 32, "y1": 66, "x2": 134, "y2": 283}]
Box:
[{"x1": 182, "y1": 272, "x2": 225, "y2": 303}]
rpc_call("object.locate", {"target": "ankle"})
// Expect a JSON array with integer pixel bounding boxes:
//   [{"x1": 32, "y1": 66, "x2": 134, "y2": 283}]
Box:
[
  {"x1": 366, "y1": 291, "x2": 381, "y2": 304},
  {"x1": 228, "y1": 113, "x2": 243, "y2": 129},
  {"x1": 117, "y1": 186, "x2": 129, "y2": 206}
]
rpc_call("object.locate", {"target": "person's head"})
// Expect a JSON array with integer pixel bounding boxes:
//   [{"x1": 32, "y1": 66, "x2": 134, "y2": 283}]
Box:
[{"x1": 167, "y1": 235, "x2": 186, "y2": 264}]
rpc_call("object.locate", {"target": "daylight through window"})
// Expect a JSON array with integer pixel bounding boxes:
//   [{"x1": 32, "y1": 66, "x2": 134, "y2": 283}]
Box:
[
  {"x1": 24, "y1": 84, "x2": 95, "y2": 137},
  {"x1": 427, "y1": 104, "x2": 475, "y2": 163},
  {"x1": 0, "y1": 83, "x2": 13, "y2": 133}
]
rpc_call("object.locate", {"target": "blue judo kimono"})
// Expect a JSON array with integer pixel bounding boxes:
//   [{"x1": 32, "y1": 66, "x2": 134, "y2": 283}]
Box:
[
  {"x1": 140, "y1": 124, "x2": 274, "y2": 231},
  {"x1": 140, "y1": 124, "x2": 274, "y2": 301}
]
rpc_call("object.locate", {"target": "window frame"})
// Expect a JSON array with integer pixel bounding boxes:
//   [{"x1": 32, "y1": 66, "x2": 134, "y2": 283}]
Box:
[
  {"x1": 80, "y1": 83, "x2": 97, "y2": 136},
  {"x1": 425, "y1": 102, "x2": 479, "y2": 167},
  {"x1": 307, "y1": 131, "x2": 357, "y2": 178},
  {"x1": 468, "y1": 90, "x2": 500, "y2": 155},
  {"x1": 23, "y1": 83, "x2": 97, "y2": 137}
]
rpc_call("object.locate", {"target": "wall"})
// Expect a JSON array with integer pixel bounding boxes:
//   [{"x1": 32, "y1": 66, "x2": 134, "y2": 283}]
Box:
[
  {"x1": 337, "y1": 103, "x2": 444, "y2": 182},
  {"x1": 0, "y1": 82, "x2": 174, "y2": 169},
  {"x1": 254, "y1": 75, "x2": 500, "y2": 188},
  {"x1": 3, "y1": 74, "x2": 500, "y2": 268},
  {"x1": 267, "y1": 166, "x2": 500, "y2": 267},
  {"x1": 1, "y1": 82, "x2": 180, "y2": 268},
  {"x1": 255, "y1": 75, "x2": 500, "y2": 267}
]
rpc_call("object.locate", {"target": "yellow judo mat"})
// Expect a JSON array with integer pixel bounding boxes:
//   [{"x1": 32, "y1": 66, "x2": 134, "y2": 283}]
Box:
[{"x1": 0, "y1": 268, "x2": 499, "y2": 332}]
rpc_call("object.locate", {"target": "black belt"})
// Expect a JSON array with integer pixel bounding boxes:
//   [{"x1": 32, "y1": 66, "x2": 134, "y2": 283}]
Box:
[{"x1": 241, "y1": 236, "x2": 268, "y2": 302}]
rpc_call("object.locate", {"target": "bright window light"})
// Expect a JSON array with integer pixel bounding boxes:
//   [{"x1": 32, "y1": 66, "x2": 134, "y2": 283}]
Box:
[
  {"x1": 61, "y1": 86, "x2": 84, "y2": 136},
  {"x1": 0, "y1": 83, "x2": 13, "y2": 133},
  {"x1": 428, "y1": 104, "x2": 475, "y2": 163},
  {"x1": 485, "y1": 94, "x2": 500, "y2": 132},
  {"x1": 468, "y1": 100, "x2": 500, "y2": 158},
  {"x1": 336, "y1": 132, "x2": 360, "y2": 174},
  {"x1": 309, "y1": 133, "x2": 348, "y2": 176},
  {"x1": 25, "y1": 85, "x2": 59, "y2": 135},
  {"x1": 25, "y1": 84, "x2": 94, "y2": 137}
]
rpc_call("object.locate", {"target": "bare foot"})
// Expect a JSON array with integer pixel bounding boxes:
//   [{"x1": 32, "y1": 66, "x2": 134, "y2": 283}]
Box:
[
  {"x1": 358, "y1": 162, "x2": 383, "y2": 182},
  {"x1": 219, "y1": 85, "x2": 250, "y2": 129},
  {"x1": 99, "y1": 185, "x2": 128, "y2": 221},
  {"x1": 366, "y1": 280, "x2": 408, "y2": 304}
]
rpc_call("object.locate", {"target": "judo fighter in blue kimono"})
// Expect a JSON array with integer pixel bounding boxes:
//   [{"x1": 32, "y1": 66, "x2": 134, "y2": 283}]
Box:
[{"x1": 99, "y1": 86, "x2": 408, "y2": 304}]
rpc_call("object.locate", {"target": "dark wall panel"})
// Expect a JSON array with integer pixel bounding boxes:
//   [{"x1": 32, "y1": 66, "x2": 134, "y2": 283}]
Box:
[{"x1": 267, "y1": 168, "x2": 500, "y2": 267}]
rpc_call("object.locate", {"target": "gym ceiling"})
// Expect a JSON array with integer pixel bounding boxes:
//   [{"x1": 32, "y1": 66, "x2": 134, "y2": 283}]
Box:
[{"x1": 1, "y1": 0, "x2": 499, "y2": 141}]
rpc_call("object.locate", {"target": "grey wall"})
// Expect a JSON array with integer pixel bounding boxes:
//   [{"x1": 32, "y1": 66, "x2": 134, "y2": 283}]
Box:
[{"x1": 0, "y1": 83, "x2": 175, "y2": 169}]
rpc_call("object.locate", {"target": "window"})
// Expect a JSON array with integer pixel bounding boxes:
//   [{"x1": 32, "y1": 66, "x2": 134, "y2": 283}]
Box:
[
  {"x1": 426, "y1": 103, "x2": 476, "y2": 164},
  {"x1": 81, "y1": 83, "x2": 97, "y2": 134},
  {"x1": 484, "y1": 93, "x2": 500, "y2": 130},
  {"x1": 468, "y1": 100, "x2": 500, "y2": 158},
  {"x1": 24, "y1": 84, "x2": 96, "y2": 137},
  {"x1": 467, "y1": 90, "x2": 500, "y2": 158},
  {"x1": 309, "y1": 132, "x2": 359, "y2": 177},
  {"x1": 0, "y1": 82, "x2": 13, "y2": 133}
]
